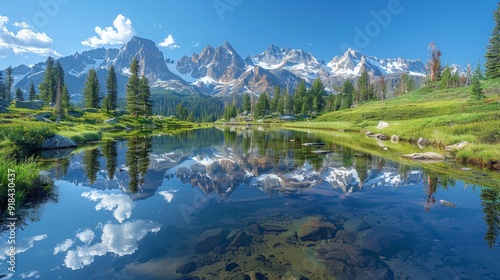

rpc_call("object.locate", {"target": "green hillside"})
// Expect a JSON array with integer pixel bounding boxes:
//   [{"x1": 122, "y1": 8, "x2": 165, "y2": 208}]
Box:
[{"x1": 285, "y1": 79, "x2": 500, "y2": 168}]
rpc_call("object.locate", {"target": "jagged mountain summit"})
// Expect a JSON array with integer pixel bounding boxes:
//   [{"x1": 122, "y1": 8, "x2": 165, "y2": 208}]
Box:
[{"x1": 5, "y1": 36, "x2": 440, "y2": 100}]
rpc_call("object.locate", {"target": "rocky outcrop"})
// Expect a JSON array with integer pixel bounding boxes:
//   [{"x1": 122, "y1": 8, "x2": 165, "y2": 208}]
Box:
[
  {"x1": 391, "y1": 135, "x2": 400, "y2": 143},
  {"x1": 417, "y1": 137, "x2": 427, "y2": 148},
  {"x1": 15, "y1": 100, "x2": 42, "y2": 110},
  {"x1": 402, "y1": 152, "x2": 444, "y2": 161},
  {"x1": 41, "y1": 135, "x2": 77, "y2": 150},
  {"x1": 445, "y1": 141, "x2": 469, "y2": 152}
]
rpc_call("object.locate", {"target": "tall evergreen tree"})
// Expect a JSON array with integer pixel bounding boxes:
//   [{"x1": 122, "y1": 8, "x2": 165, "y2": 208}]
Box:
[
  {"x1": 139, "y1": 75, "x2": 152, "y2": 117},
  {"x1": 4, "y1": 66, "x2": 14, "y2": 101},
  {"x1": 441, "y1": 66, "x2": 452, "y2": 89},
  {"x1": 271, "y1": 85, "x2": 281, "y2": 113},
  {"x1": 39, "y1": 56, "x2": 56, "y2": 104},
  {"x1": 106, "y1": 65, "x2": 118, "y2": 111},
  {"x1": 61, "y1": 85, "x2": 71, "y2": 111},
  {"x1": 293, "y1": 80, "x2": 307, "y2": 114},
  {"x1": 356, "y1": 70, "x2": 370, "y2": 104},
  {"x1": 126, "y1": 58, "x2": 141, "y2": 116},
  {"x1": 311, "y1": 78, "x2": 325, "y2": 113},
  {"x1": 28, "y1": 82, "x2": 36, "y2": 100},
  {"x1": 378, "y1": 76, "x2": 387, "y2": 100},
  {"x1": 102, "y1": 141, "x2": 118, "y2": 180},
  {"x1": 471, "y1": 62, "x2": 485, "y2": 99},
  {"x1": 340, "y1": 80, "x2": 355, "y2": 110},
  {"x1": 254, "y1": 92, "x2": 269, "y2": 118},
  {"x1": 486, "y1": 3, "x2": 500, "y2": 79},
  {"x1": 15, "y1": 88, "x2": 23, "y2": 101},
  {"x1": 84, "y1": 69, "x2": 101, "y2": 108},
  {"x1": 243, "y1": 92, "x2": 251, "y2": 112}
]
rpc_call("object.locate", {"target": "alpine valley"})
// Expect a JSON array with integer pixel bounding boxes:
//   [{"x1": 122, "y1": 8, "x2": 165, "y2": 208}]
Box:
[{"x1": 5, "y1": 36, "x2": 464, "y2": 101}]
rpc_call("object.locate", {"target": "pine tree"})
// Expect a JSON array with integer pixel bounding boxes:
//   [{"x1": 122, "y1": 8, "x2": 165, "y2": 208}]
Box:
[
  {"x1": 15, "y1": 88, "x2": 23, "y2": 101},
  {"x1": 84, "y1": 69, "x2": 101, "y2": 108},
  {"x1": 378, "y1": 76, "x2": 387, "y2": 100},
  {"x1": 271, "y1": 86, "x2": 281, "y2": 113},
  {"x1": 61, "y1": 84, "x2": 71, "y2": 111},
  {"x1": 441, "y1": 66, "x2": 452, "y2": 89},
  {"x1": 486, "y1": 3, "x2": 500, "y2": 79},
  {"x1": 106, "y1": 65, "x2": 118, "y2": 111},
  {"x1": 356, "y1": 70, "x2": 369, "y2": 104},
  {"x1": 293, "y1": 80, "x2": 307, "y2": 114},
  {"x1": 4, "y1": 66, "x2": 13, "y2": 101},
  {"x1": 471, "y1": 62, "x2": 485, "y2": 99},
  {"x1": 126, "y1": 58, "x2": 141, "y2": 116},
  {"x1": 39, "y1": 56, "x2": 56, "y2": 104},
  {"x1": 139, "y1": 75, "x2": 152, "y2": 117},
  {"x1": 243, "y1": 92, "x2": 251, "y2": 112},
  {"x1": 254, "y1": 92, "x2": 269, "y2": 118},
  {"x1": 311, "y1": 78, "x2": 325, "y2": 113},
  {"x1": 340, "y1": 80, "x2": 354, "y2": 110},
  {"x1": 28, "y1": 82, "x2": 36, "y2": 100}
]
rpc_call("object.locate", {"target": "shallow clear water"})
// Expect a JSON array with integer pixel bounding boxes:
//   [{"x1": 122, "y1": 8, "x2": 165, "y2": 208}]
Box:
[{"x1": 1, "y1": 127, "x2": 499, "y2": 279}]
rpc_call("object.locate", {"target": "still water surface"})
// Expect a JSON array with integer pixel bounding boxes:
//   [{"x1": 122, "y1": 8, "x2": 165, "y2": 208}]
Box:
[{"x1": 1, "y1": 127, "x2": 499, "y2": 279}]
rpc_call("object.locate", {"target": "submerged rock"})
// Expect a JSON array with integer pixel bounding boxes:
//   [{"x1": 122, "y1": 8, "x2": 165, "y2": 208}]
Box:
[
  {"x1": 195, "y1": 228, "x2": 229, "y2": 253},
  {"x1": 355, "y1": 226, "x2": 407, "y2": 257},
  {"x1": 293, "y1": 216, "x2": 337, "y2": 242},
  {"x1": 317, "y1": 243, "x2": 394, "y2": 280}
]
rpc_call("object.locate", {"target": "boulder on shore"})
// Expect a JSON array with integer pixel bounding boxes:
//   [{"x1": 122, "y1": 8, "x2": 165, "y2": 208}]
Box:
[
  {"x1": 15, "y1": 100, "x2": 42, "y2": 110},
  {"x1": 41, "y1": 135, "x2": 77, "y2": 150},
  {"x1": 104, "y1": 118, "x2": 118, "y2": 124},
  {"x1": 402, "y1": 152, "x2": 444, "y2": 161},
  {"x1": 445, "y1": 141, "x2": 469, "y2": 152},
  {"x1": 377, "y1": 121, "x2": 390, "y2": 129},
  {"x1": 391, "y1": 135, "x2": 400, "y2": 143}
]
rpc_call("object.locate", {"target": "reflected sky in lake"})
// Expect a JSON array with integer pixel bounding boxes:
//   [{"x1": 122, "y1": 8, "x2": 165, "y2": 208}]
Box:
[{"x1": 0, "y1": 128, "x2": 499, "y2": 279}]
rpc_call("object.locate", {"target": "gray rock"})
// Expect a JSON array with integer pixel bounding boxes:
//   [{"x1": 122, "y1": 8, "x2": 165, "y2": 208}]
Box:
[
  {"x1": 335, "y1": 230, "x2": 357, "y2": 244},
  {"x1": 417, "y1": 137, "x2": 427, "y2": 148},
  {"x1": 40, "y1": 148, "x2": 74, "y2": 159},
  {"x1": 195, "y1": 228, "x2": 229, "y2": 253},
  {"x1": 377, "y1": 121, "x2": 390, "y2": 129},
  {"x1": 68, "y1": 111, "x2": 84, "y2": 117},
  {"x1": 104, "y1": 118, "x2": 118, "y2": 124},
  {"x1": 15, "y1": 100, "x2": 42, "y2": 110},
  {"x1": 445, "y1": 141, "x2": 469, "y2": 152},
  {"x1": 229, "y1": 231, "x2": 253, "y2": 247},
  {"x1": 293, "y1": 216, "x2": 337, "y2": 242},
  {"x1": 246, "y1": 222, "x2": 264, "y2": 235},
  {"x1": 355, "y1": 226, "x2": 407, "y2": 256},
  {"x1": 41, "y1": 135, "x2": 77, "y2": 150},
  {"x1": 317, "y1": 243, "x2": 394, "y2": 280},
  {"x1": 402, "y1": 152, "x2": 444, "y2": 161},
  {"x1": 33, "y1": 112, "x2": 52, "y2": 121},
  {"x1": 391, "y1": 135, "x2": 400, "y2": 143}
]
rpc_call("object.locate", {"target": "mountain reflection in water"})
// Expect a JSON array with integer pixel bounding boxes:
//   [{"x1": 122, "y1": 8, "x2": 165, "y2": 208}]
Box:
[{"x1": 1, "y1": 127, "x2": 499, "y2": 280}]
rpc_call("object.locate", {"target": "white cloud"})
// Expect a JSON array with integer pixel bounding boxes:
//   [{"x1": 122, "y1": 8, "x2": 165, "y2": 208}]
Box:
[
  {"x1": 158, "y1": 35, "x2": 180, "y2": 49},
  {"x1": 82, "y1": 14, "x2": 136, "y2": 47},
  {"x1": 0, "y1": 234, "x2": 48, "y2": 260},
  {"x1": 82, "y1": 191, "x2": 136, "y2": 223},
  {"x1": 158, "y1": 190, "x2": 176, "y2": 202},
  {"x1": 0, "y1": 15, "x2": 60, "y2": 57},
  {"x1": 14, "y1": 22, "x2": 30, "y2": 29},
  {"x1": 64, "y1": 220, "x2": 161, "y2": 270},
  {"x1": 54, "y1": 239, "x2": 75, "y2": 255},
  {"x1": 76, "y1": 229, "x2": 95, "y2": 243}
]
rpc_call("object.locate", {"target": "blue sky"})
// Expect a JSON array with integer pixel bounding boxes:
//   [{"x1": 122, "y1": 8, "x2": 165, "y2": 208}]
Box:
[{"x1": 0, "y1": 0, "x2": 496, "y2": 69}]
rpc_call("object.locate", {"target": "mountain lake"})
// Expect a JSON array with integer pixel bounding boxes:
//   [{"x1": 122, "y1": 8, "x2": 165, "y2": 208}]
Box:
[{"x1": 1, "y1": 127, "x2": 499, "y2": 280}]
